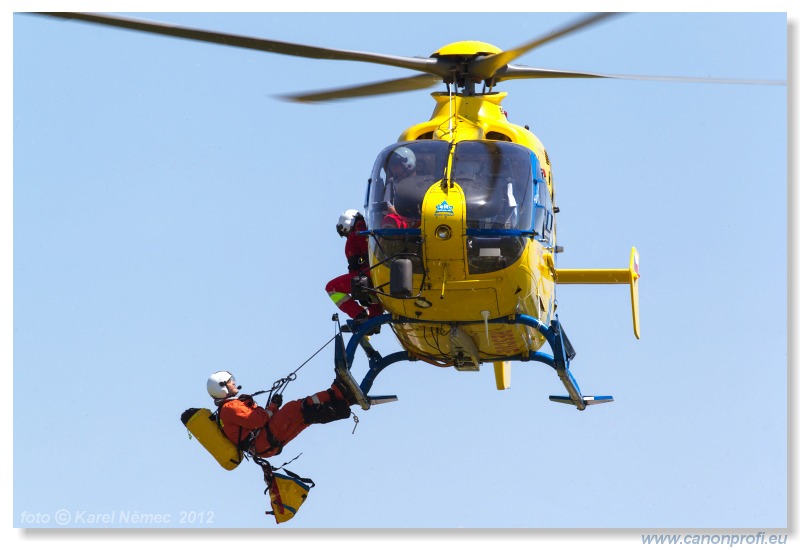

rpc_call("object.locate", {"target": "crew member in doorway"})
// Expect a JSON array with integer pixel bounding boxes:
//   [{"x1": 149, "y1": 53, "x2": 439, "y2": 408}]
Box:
[{"x1": 325, "y1": 209, "x2": 383, "y2": 330}]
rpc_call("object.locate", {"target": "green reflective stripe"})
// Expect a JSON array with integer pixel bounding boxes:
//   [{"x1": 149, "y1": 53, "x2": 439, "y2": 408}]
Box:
[{"x1": 328, "y1": 291, "x2": 350, "y2": 306}]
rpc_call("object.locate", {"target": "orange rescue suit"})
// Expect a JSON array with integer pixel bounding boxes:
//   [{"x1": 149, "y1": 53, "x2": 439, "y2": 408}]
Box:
[{"x1": 219, "y1": 387, "x2": 347, "y2": 457}]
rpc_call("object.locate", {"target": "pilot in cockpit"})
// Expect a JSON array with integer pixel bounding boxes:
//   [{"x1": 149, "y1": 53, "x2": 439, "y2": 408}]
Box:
[{"x1": 382, "y1": 146, "x2": 417, "y2": 229}]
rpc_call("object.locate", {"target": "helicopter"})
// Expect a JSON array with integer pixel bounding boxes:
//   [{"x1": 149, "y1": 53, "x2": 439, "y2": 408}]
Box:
[{"x1": 34, "y1": 12, "x2": 785, "y2": 412}]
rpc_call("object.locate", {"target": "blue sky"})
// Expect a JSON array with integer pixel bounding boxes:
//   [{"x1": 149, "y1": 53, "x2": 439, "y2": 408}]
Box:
[{"x1": 7, "y1": 3, "x2": 794, "y2": 547}]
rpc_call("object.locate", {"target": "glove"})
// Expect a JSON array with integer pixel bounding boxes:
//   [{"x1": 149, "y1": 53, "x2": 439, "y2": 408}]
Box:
[{"x1": 270, "y1": 394, "x2": 283, "y2": 407}]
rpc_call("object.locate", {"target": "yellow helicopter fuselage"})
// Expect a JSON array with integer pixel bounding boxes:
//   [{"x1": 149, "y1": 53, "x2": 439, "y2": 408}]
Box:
[{"x1": 366, "y1": 91, "x2": 558, "y2": 375}]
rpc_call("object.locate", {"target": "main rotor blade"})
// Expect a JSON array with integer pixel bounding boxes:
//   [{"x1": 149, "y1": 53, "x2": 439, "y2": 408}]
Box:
[
  {"x1": 282, "y1": 74, "x2": 442, "y2": 103},
  {"x1": 496, "y1": 64, "x2": 787, "y2": 86},
  {"x1": 470, "y1": 12, "x2": 619, "y2": 79},
  {"x1": 38, "y1": 12, "x2": 451, "y2": 77}
]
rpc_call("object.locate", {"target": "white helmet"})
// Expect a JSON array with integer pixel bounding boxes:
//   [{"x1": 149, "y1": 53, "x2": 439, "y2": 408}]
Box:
[
  {"x1": 390, "y1": 146, "x2": 416, "y2": 171},
  {"x1": 337, "y1": 209, "x2": 362, "y2": 237},
  {"x1": 207, "y1": 371, "x2": 238, "y2": 399}
]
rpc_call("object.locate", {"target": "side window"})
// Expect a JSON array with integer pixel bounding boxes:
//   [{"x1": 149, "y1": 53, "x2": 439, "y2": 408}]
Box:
[
  {"x1": 533, "y1": 181, "x2": 545, "y2": 237},
  {"x1": 533, "y1": 179, "x2": 554, "y2": 244},
  {"x1": 542, "y1": 182, "x2": 552, "y2": 243}
]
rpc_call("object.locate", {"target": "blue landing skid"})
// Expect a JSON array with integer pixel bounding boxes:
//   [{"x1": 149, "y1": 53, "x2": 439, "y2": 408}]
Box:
[
  {"x1": 340, "y1": 313, "x2": 613, "y2": 411},
  {"x1": 550, "y1": 396, "x2": 614, "y2": 407}
]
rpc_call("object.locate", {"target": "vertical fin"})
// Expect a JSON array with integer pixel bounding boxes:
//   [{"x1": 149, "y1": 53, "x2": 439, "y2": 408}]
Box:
[
  {"x1": 629, "y1": 247, "x2": 640, "y2": 339},
  {"x1": 493, "y1": 361, "x2": 511, "y2": 390}
]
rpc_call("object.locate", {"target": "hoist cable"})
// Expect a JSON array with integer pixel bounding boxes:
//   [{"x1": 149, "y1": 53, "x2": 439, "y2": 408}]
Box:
[{"x1": 257, "y1": 334, "x2": 338, "y2": 403}]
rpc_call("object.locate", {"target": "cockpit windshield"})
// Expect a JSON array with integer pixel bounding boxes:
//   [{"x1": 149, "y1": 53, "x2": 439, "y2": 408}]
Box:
[{"x1": 365, "y1": 139, "x2": 550, "y2": 275}]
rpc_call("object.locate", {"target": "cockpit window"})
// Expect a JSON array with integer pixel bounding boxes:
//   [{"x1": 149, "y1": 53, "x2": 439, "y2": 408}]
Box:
[
  {"x1": 453, "y1": 141, "x2": 545, "y2": 274},
  {"x1": 366, "y1": 141, "x2": 449, "y2": 273},
  {"x1": 452, "y1": 141, "x2": 536, "y2": 232},
  {"x1": 366, "y1": 141, "x2": 449, "y2": 230}
]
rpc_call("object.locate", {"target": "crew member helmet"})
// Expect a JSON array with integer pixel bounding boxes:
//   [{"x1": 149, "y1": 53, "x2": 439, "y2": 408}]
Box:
[
  {"x1": 389, "y1": 146, "x2": 416, "y2": 171},
  {"x1": 337, "y1": 209, "x2": 362, "y2": 237},
  {"x1": 207, "y1": 370, "x2": 237, "y2": 399}
]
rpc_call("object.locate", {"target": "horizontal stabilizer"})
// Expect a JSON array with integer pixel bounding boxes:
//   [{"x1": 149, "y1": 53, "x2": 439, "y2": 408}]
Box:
[
  {"x1": 556, "y1": 247, "x2": 640, "y2": 339},
  {"x1": 369, "y1": 395, "x2": 399, "y2": 406},
  {"x1": 549, "y1": 395, "x2": 614, "y2": 407}
]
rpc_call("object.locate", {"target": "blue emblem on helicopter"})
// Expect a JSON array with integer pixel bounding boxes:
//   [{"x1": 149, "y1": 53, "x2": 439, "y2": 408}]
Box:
[{"x1": 435, "y1": 200, "x2": 454, "y2": 217}]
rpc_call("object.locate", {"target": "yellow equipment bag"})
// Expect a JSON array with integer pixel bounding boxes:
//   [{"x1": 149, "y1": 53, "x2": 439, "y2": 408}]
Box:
[
  {"x1": 266, "y1": 470, "x2": 314, "y2": 524},
  {"x1": 252, "y1": 455, "x2": 314, "y2": 524},
  {"x1": 181, "y1": 407, "x2": 242, "y2": 471}
]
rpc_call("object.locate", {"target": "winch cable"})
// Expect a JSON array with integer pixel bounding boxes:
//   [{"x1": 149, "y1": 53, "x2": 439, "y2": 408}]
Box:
[{"x1": 258, "y1": 333, "x2": 338, "y2": 405}]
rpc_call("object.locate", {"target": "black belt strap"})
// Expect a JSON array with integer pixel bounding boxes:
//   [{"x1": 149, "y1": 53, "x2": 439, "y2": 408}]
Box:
[{"x1": 262, "y1": 422, "x2": 283, "y2": 456}]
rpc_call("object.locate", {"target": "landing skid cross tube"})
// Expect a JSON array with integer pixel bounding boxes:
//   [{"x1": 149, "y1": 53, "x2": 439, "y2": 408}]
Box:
[{"x1": 340, "y1": 313, "x2": 613, "y2": 411}]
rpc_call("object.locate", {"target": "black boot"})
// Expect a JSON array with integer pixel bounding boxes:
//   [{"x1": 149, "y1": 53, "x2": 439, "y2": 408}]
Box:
[
  {"x1": 333, "y1": 378, "x2": 358, "y2": 406},
  {"x1": 301, "y1": 395, "x2": 351, "y2": 425}
]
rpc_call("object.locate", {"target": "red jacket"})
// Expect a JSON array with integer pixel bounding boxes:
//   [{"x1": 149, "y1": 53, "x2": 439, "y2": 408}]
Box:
[{"x1": 345, "y1": 218, "x2": 370, "y2": 273}]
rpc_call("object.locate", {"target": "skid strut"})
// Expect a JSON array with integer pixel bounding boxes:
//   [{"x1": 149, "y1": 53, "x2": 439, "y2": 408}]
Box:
[
  {"x1": 335, "y1": 315, "x2": 398, "y2": 411},
  {"x1": 513, "y1": 315, "x2": 613, "y2": 410}
]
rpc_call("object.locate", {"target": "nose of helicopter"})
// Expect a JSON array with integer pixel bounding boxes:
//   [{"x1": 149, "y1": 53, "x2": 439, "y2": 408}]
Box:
[{"x1": 421, "y1": 181, "x2": 467, "y2": 282}]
